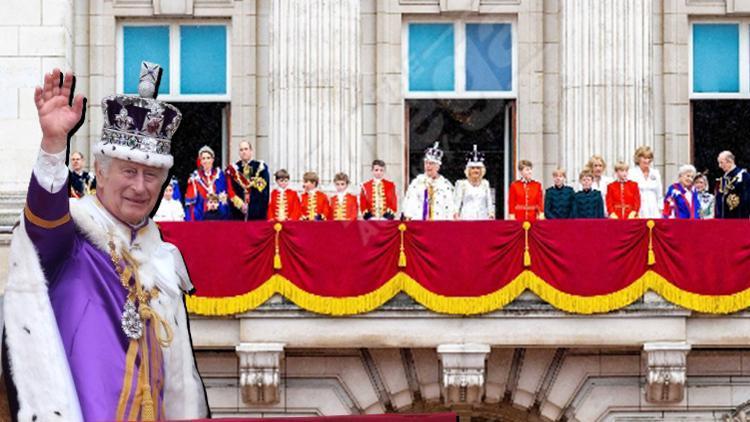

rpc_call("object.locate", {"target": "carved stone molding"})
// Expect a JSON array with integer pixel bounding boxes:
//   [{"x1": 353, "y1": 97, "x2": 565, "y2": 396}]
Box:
[
  {"x1": 235, "y1": 343, "x2": 285, "y2": 405},
  {"x1": 643, "y1": 342, "x2": 691, "y2": 403},
  {"x1": 439, "y1": 0, "x2": 480, "y2": 12},
  {"x1": 152, "y1": 0, "x2": 194, "y2": 15},
  {"x1": 437, "y1": 344, "x2": 490, "y2": 405},
  {"x1": 727, "y1": 0, "x2": 750, "y2": 13}
]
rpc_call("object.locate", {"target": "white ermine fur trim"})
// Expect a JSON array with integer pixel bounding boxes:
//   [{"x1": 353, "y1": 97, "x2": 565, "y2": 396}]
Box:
[{"x1": 4, "y1": 217, "x2": 84, "y2": 421}]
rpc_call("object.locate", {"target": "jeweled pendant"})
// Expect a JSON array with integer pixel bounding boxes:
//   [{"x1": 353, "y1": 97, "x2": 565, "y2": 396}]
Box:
[{"x1": 121, "y1": 299, "x2": 143, "y2": 340}]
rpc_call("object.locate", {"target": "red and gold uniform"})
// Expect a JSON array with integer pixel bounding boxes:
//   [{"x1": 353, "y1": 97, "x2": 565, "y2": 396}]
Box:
[
  {"x1": 300, "y1": 190, "x2": 332, "y2": 221},
  {"x1": 331, "y1": 193, "x2": 359, "y2": 221},
  {"x1": 508, "y1": 179, "x2": 544, "y2": 222},
  {"x1": 606, "y1": 180, "x2": 641, "y2": 219},
  {"x1": 267, "y1": 188, "x2": 302, "y2": 221},
  {"x1": 360, "y1": 179, "x2": 397, "y2": 220}
]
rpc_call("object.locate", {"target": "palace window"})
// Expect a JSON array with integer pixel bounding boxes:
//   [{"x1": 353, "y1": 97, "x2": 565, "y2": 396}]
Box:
[
  {"x1": 404, "y1": 19, "x2": 515, "y2": 97},
  {"x1": 119, "y1": 22, "x2": 230, "y2": 101},
  {"x1": 691, "y1": 22, "x2": 749, "y2": 97}
]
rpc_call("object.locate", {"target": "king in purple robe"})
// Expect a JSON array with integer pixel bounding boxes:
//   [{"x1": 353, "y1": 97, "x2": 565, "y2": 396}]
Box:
[{"x1": 2, "y1": 63, "x2": 208, "y2": 421}]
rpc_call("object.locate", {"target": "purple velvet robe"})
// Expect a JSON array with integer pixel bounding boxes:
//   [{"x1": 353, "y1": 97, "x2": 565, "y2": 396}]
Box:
[{"x1": 25, "y1": 174, "x2": 164, "y2": 420}]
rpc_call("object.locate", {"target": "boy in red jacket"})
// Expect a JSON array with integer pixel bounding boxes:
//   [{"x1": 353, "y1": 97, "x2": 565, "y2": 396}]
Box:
[
  {"x1": 331, "y1": 172, "x2": 359, "y2": 221},
  {"x1": 508, "y1": 160, "x2": 544, "y2": 221},
  {"x1": 300, "y1": 171, "x2": 332, "y2": 221},
  {"x1": 606, "y1": 161, "x2": 641, "y2": 219},
  {"x1": 360, "y1": 159, "x2": 398, "y2": 220},
  {"x1": 267, "y1": 169, "x2": 302, "y2": 221}
]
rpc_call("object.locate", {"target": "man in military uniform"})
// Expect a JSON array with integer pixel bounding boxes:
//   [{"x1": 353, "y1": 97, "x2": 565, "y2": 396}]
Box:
[
  {"x1": 226, "y1": 141, "x2": 270, "y2": 220},
  {"x1": 716, "y1": 150, "x2": 750, "y2": 219},
  {"x1": 68, "y1": 151, "x2": 96, "y2": 198}
]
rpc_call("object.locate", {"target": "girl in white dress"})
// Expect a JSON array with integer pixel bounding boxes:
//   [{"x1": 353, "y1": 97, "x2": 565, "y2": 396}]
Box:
[
  {"x1": 627, "y1": 145, "x2": 663, "y2": 219},
  {"x1": 454, "y1": 145, "x2": 495, "y2": 220},
  {"x1": 154, "y1": 183, "x2": 186, "y2": 222}
]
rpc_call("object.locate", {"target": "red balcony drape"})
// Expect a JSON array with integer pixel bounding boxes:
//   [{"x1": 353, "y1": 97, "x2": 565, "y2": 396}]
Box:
[{"x1": 159, "y1": 220, "x2": 750, "y2": 315}]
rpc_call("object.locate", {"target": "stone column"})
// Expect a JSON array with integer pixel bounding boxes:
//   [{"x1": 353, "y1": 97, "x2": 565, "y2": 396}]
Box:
[
  {"x1": 268, "y1": 0, "x2": 362, "y2": 187},
  {"x1": 374, "y1": 0, "x2": 403, "y2": 191},
  {"x1": 560, "y1": 0, "x2": 654, "y2": 178},
  {"x1": 661, "y1": 0, "x2": 690, "y2": 184},
  {"x1": 517, "y1": 0, "x2": 545, "y2": 185},
  {"x1": 88, "y1": 0, "x2": 116, "y2": 162},
  {"x1": 229, "y1": 0, "x2": 257, "y2": 163},
  {"x1": 73, "y1": 0, "x2": 90, "y2": 161}
]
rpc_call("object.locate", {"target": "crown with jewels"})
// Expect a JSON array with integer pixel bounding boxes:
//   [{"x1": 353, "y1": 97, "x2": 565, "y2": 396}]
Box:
[
  {"x1": 96, "y1": 61, "x2": 182, "y2": 169},
  {"x1": 466, "y1": 144, "x2": 485, "y2": 168},
  {"x1": 424, "y1": 142, "x2": 444, "y2": 165}
]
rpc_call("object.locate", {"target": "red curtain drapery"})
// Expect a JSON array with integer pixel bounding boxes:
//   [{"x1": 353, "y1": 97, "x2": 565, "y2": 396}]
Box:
[{"x1": 158, "y1": 220, "x2": 750, "y2": 315}]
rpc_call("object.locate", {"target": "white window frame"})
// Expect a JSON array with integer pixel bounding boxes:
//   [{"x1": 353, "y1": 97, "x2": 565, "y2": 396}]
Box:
[
  {"x1": 402, "y1": 16, "x2": 518, "y2": 99},
  {"x1": 117, "y1": 20, "x2": 232, "y2": 102},
  {"x1": 689, "y1": 19, "x2": 750, "y2": 99}
]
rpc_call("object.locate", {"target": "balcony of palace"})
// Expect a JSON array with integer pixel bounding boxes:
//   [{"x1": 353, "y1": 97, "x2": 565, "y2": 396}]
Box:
[
  {"x1": 153, "y1": 220, "x2": 750, "y2": 421},
  {"x1": 2, "y1": 219, "x2": 750, "y2": 420}
]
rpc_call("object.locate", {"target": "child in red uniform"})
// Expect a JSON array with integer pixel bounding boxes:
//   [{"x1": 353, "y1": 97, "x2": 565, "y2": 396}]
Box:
[
  {"x1": 360, "y1": 159, "x2": 398, "y2": 220},
  {"x1": 331, "y1": 172, "x2": 359, "y2": 221},
  {"x1": 508, "y1": 160, "x2": 544, "y2": 221},
  {"x1": 300, "y1": 171, "x2": 332, "y2": 221},
  {"x1": 606, "y1": 161, "x2": 641, "y2": 219},
  {"x1": 267, "y1": 169, "x2": 302, "y2": 221}
]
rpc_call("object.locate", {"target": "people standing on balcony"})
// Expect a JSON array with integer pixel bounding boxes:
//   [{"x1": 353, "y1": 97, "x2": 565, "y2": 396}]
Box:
[
  {"x1": 154, "y1": 181, "x2": 186, "y2": 222},
  {"x1": 571, "y1": 170, "x2": 605, "y2": 219},
  {"x1": 360, "y1": 159, "x2": 398, "y2": 220},
  {"x1": 628, "y1": 146, "x2": 663, "y2": 218},
  {"x1": 68, "y1": 150, "x2": 96, "y2": 198},
  {"x1": 581, "y1": 155, "x2": 613, "y2": 202},
  {"x1": 508, "y1": 160, "x2": 544, "y2": 222},
  {"x1": 693, "y1": 173, "x2": 715, "y2": 219},
  {"x1": 663, "y1": 164, "x2": 699, "y2": 219},
  {"x1": 544, "y1": 168, "x2": 574, "y2": 219},
  {"x1": 331, "y1": 172, "x2": 358, "y2": 221},
  {"x1": 225, "y1": 141, "x2": 269, "y2": 221},
  {"x1": 716, "y1": 151, "x2": 750, "y2": 219},
  {"x1": 185, "y1": 145, "x2": 230, "y2": 221},
  {"x1": 300, "y1": 171, "x2": 332, "y2": 221},
  {"x1": 268, "y1": 169, "x2": 302, "y2": 221},
  {"x1": 607, "y1": 161, "x2": 641, "y2": 219},
  {"x1": 404, "y1": 142, "x2": 455, "y2": 220},
  {"x1": 454, "y1": 145, "x2": 495, "y2": 220}
]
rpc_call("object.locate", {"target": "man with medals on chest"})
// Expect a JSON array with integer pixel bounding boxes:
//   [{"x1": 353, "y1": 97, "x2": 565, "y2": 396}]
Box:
[
  {"x1": 68, "y1": 151, "x2": 96, "y2": 198},
  {"x1": 715, "y1": 150, "x2": 750, "y2": 219},
  {"x1": 2, "y1": 64, "x2": 208, "y2": 421},
  {"x1": 403, "y1": 142, "x2": 455, "y2": 220},
  {"x1": 225, "y1": 141, "x2": 270, "y2": 221}
]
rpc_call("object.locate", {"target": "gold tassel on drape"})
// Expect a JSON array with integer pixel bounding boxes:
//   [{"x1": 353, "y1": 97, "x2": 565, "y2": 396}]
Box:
[
  {"x1": 647, "y1": 219, "x2": 656, "y2": 266},
  {"x1": 398, "y1": 223, "x2": 407, "y2": 268},
  {"x1": 522, "y1": 221, "x2": 531, "y2": 267},
  {"x1": 274, "y1": 223, "x2": 283, "y2": 270}
]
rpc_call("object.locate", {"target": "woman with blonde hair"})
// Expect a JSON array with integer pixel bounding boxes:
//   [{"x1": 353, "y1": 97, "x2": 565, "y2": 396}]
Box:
[
  {"x1": 628, "y1": 146, "x2": 663, "y2": 218},
  {"x1": 581, "y1": 155, "x2": 613, "y2": 202}
]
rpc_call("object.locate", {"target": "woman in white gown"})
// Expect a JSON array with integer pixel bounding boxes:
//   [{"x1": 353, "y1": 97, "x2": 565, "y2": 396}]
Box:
[
  {"x1": 627, "y1": 145, "x2": 663, "y2": 218},
  {"x1": 454, "y1": 145, "x2": 495, "y2": 220}
]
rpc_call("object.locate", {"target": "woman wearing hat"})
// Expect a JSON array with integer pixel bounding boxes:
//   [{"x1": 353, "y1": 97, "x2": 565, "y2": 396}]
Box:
[{"x1": 454, "y1": 145, "x2": 495, "y2": 220}]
